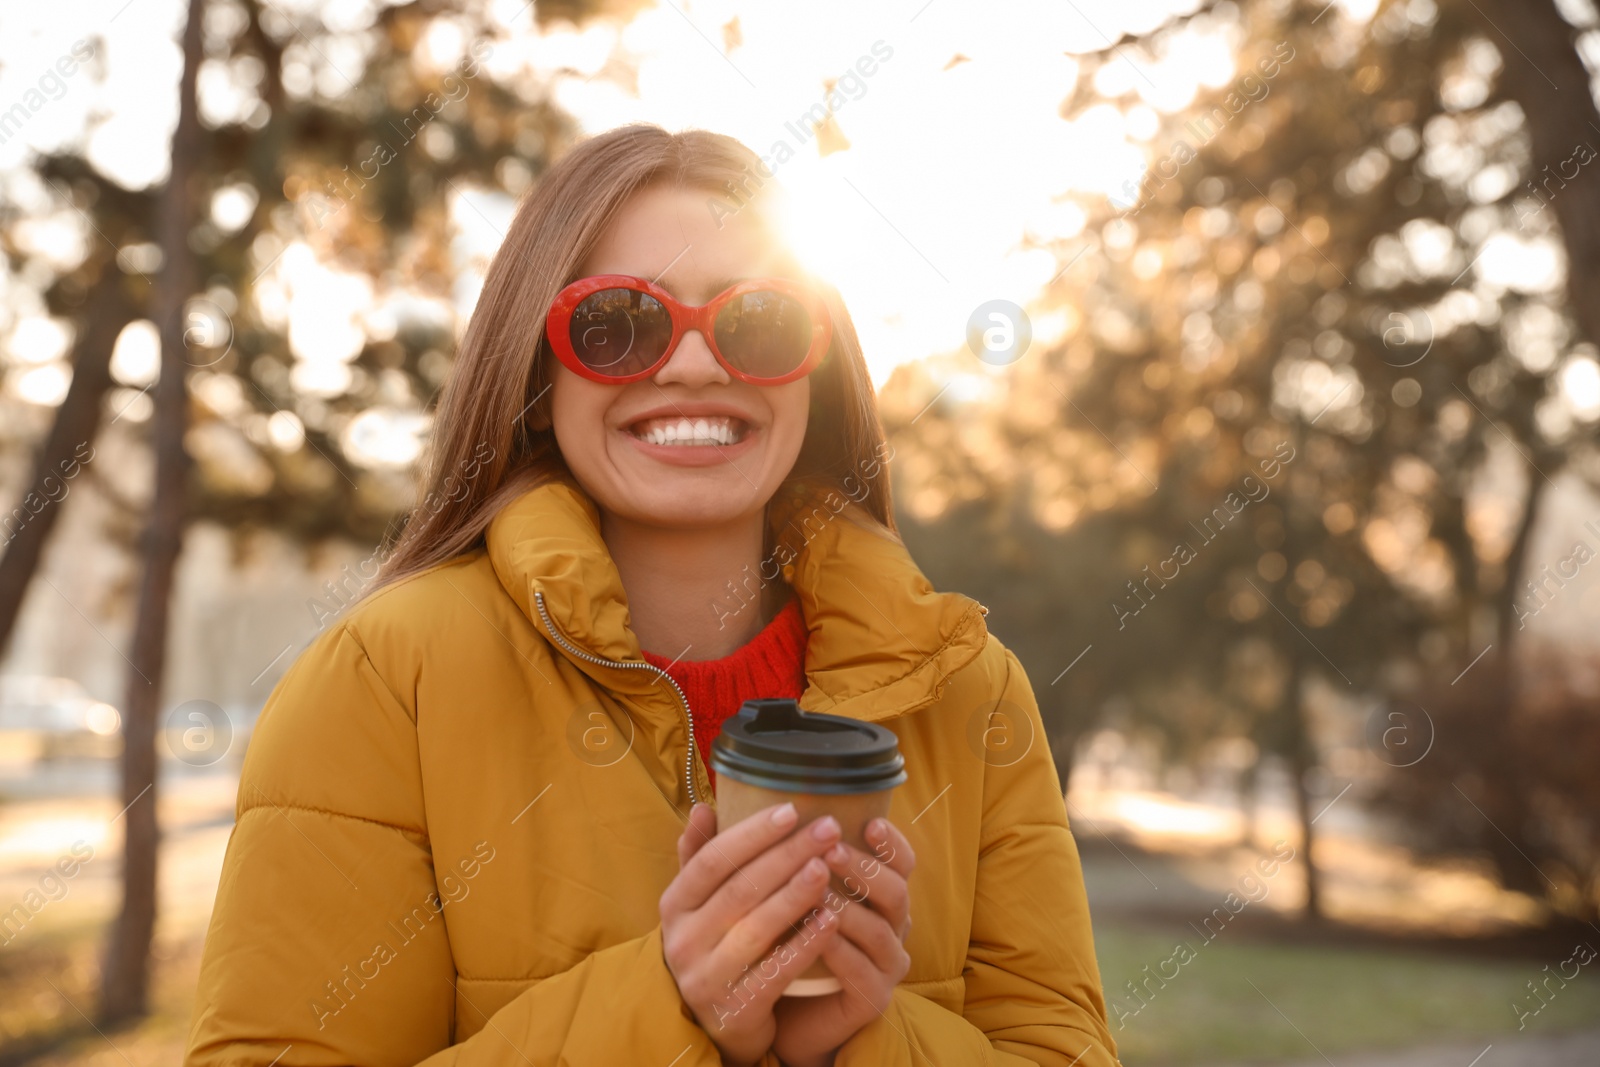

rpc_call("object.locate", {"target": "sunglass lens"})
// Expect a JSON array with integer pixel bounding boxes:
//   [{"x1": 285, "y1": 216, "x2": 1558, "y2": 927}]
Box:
[
  {"x1": 712, "y1": 291, "x2": 815, "y2": 379},
  {"x1": 567, "y1": 288, "x2": 673, "y2": 377}
]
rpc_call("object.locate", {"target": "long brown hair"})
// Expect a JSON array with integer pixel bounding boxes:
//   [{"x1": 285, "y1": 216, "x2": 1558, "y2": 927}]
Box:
[{"x1": 368, "y1": 123, "x2": 895, "y2": 595}]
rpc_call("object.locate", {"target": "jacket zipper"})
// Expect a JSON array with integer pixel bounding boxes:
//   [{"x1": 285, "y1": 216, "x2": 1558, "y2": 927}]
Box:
[{"x1": 533, "y1": 589, "x2": 702, "y2": 807}]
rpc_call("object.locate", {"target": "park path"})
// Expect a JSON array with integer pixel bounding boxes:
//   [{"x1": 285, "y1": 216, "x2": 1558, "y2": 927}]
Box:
[{"x1": 1201, "y1": 1026, "x2": 1600, "y2": 1067}]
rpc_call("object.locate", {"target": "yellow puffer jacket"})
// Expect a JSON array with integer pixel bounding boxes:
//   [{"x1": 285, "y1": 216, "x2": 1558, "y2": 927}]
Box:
[{"x1": 185, "y1": 475, "x2": 1118, "y2": 1066}]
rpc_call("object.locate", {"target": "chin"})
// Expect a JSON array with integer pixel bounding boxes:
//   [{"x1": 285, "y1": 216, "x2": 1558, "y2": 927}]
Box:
[{"x1": 630, "y1": 486, "x2": 768, "y2": 528}]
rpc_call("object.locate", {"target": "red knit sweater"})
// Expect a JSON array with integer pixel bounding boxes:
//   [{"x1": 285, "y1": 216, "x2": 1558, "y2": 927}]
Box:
[{"x1": 640, "y1": 595, "x2": 808, "y2": 790}]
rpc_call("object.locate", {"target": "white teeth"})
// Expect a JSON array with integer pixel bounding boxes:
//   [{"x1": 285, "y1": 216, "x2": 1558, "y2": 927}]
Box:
[{"x1": 631, "y1": 415, "x2": 745, "y2": 446}]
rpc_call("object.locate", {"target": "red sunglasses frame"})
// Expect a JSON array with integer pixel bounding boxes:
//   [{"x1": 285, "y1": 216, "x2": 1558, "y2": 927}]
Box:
[{"x1": 544, "y1": 274, "x2": 833, "y2": 385}]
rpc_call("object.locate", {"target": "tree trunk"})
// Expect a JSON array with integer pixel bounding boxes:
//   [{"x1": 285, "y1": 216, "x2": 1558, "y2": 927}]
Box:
[
  {"x1": 1050, "y1": 724, "x2": 1080, "y2": 798},
  {"x1": 97, "y1": 0, "x2": 203, "y2": 1025},
  {"x1": 1496, "y1": 461, "x2": 1547, "y2": 661},
  {"x1": 1237, "y1": 757, "x2": 1259, "y2": 849},
  {"x1": 0, "y1": 272, "x2": 134, "y2": 659},
  {"x1": 1276, "y1": 423, "x2": 1322, "y2": 918},
  {"x1": 1468, "y1": 455, "x2": 1548, "y2": 899},
  {"x1": 1284, "y1": 650, "x2": 1321, "y2": 919},
  {"x1": 1474, "y1": 0, "x2": 1600, "y2": 352},
  {"x1": 1460, "y1": 0, "x2": 1592, "y2": 904},
  {"x1": 1454, "y1": 0, "x2": 1600, "y2": 910}
]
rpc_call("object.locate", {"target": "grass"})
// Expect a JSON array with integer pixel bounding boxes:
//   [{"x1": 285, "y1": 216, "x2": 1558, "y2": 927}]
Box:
[
  {"x1": 1093, "y1": 918, "x2": 1600, "y2": 1065},
  {"x1": 0, "y1": 921, "x2": 201, "y2": 1067},
  {"x1": 4, "y1": 914, "x2": 1598, "y2": 1065}
]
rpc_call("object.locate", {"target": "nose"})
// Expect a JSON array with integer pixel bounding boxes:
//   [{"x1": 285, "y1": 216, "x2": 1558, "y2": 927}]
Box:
[{"x1": 652, "y1": 328, "x2": 729, "y2": 386}]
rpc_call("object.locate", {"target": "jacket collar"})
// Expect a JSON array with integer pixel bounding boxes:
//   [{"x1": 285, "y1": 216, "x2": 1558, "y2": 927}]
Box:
[{"x1": 485, "y1": 472, "x2": 989, "y2": 724}]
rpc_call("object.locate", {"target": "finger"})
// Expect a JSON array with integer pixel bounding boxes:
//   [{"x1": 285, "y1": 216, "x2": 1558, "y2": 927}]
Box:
[
  {"x1": 698, "y1": 815, "x2": 845, "y2": 939},
  {"x1": 717, "y1": 856, "x2": 833, "y2": 971},
  {"x1": 663, "y1": 801, "x2": 802, "y2": 913},
  {"x1": 823, "y1": 841, "x2": 909, "y2": 938},
  {"x1": 827, "y1": 887, "x2": 909, "y2": 980},
  {"x1": 710, "y1": 859, "x2": 842, "y2": 1006},
  {"x1": 765, "y1": 902, "x2": 842, "y2": 987},
  {"x1": 863, "y1": 817, "x2": 916, "y2": 879},
  {"x1": 676, "y1": 803, "x2": 719, "y2": 869},
  {"x1": 818, "y1": 913, "x2": 905, "y2": 1013}
]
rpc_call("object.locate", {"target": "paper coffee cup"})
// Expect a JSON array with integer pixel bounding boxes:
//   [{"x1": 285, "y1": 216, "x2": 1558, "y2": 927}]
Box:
[{"x1": 711, "y1": 698, "x2": 907, "y2": 997}]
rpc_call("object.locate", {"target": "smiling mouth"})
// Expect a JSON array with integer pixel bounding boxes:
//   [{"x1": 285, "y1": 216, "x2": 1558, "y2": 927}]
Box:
[{"x1": 626, "y1": 415, "x2": 751, "y2": 446}]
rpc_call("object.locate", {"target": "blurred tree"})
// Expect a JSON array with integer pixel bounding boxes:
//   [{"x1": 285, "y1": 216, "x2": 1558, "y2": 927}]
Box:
[
  {"x1": 887, "y1": 0, "x2": 1600, "y2": 919},
  {"x1": 1378, "y1": 649, "x2": 1600, "y2": 922},
  {"x1": 0, "y1": 0, "x2": 623, "y2": 661},
  {"x1": 0, "y1": 0, "x2": 637, "y2": 1025},
  {"x1": 98, "y1": 0, "x2": 204, "y2": 1024},
  {"x1": 0, "y1": 270, "x2": 136, "y2": 658}
]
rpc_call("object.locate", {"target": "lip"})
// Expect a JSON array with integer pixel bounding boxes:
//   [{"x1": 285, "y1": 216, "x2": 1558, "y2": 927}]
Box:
[
  {"x1": 618, "y1": 401, "x2": 761, "y2": 429},
  {"x1": 616, "y1": 401, "x2": 763, "y2": 468}
]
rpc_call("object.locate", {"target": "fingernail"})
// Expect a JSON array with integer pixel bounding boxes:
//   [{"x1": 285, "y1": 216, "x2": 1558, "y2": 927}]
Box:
[
  {"x1": 803, "y1": 857, "x2": 826, "y2": 881},
  {"x1": 827, "y1": 843, "x2": 848, "y2": 864},
  {"x1": 812, "y1": 815, "x2": 840, "y2": 840},
  {"x1": 772, "y1": 803, "x2": 797, "y2": 826},
  {"x1": 867, "y1": 818, "x2": 887, "y2": 839}
]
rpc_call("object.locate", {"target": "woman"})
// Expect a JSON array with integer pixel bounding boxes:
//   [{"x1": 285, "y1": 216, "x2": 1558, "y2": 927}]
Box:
[{"x1": 186, "y1": 124, "x2": 1117, "y2": 1067}]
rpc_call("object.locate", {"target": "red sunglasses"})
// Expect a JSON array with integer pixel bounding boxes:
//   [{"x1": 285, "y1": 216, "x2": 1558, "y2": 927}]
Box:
[{"x1": 544, "y1": 274, "x2": 833, "y2": 385}]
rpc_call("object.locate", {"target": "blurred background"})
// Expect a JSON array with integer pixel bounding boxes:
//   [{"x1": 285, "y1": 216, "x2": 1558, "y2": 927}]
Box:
[{"x1": 1, "y1": 0, "x2": 1599, "y2": 1063}]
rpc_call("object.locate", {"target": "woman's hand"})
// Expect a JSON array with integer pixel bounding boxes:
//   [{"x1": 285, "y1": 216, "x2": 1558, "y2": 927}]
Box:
[
  {"x1": 660, "y1": 801, "x2": 847, "y2": 1067},
  {"x1": 771, "y1": 818, "x2": 916, "y2": 1067}
]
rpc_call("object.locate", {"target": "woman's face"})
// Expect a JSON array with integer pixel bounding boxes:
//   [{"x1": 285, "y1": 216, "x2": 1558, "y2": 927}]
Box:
[{"x1": 546, "y1": 183, "x2": 812, "y2": 531}]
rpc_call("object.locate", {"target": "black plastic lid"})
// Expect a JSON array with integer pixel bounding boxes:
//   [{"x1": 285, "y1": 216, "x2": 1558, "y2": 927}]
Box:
[{"x1": 710, "y1": 698, "x2": 907, "y2": 795}]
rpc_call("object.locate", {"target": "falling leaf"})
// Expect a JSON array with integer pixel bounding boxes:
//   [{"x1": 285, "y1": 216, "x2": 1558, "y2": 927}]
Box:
[
  {"x1": 943, "y1": 53, "x2": 971, "y2": 70},
  {"x1": 815, "y1": 114, "x2": 851, "y2": 157},
  {"x1": 722, "y1": 16, "x2": 742, "y2": 52}
]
